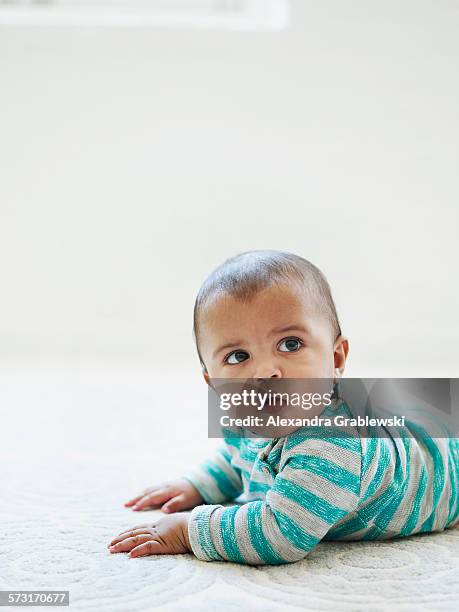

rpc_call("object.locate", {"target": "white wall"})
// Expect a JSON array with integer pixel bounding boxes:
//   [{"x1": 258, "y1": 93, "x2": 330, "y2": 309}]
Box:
[{"x1": 1, "y1": 0, "x2": 458, "y2": 376}]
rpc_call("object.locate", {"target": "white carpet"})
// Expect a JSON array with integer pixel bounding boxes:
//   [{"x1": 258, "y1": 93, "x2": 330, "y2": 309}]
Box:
[{"x1": 2, "y1": 366, "x2": 459, "y2": 612}]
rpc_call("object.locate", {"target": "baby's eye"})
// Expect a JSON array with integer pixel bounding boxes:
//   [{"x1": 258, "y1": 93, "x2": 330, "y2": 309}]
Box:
[
  {"x1": 225, "y1": 350, "x2": 250, "y2": 365},
  {"x1": 278, "y1": 337, "x2": 303, "y2": 353}
]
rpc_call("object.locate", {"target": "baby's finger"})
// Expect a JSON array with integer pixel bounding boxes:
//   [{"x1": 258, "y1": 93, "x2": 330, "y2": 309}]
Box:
[
  {"x1": 162, "y1": 494, "x2": 187, "y2": 514},
  {"x1": 132, "y1": 488, "x2": 171, "y2": 510},
  {"x1": 130, "y1": 540, "x2": 163, "y2": 558},
  {"x1": 113, "y1": 522, "x2": 155, "y2": 536},
  {"x1": 124, "y1": 485, "x2": 162, "y2": 507},
  {"x1": 124, "y1": 494, "x2": 143, "y2": 506},
  {"x1": 108, "y1": 527, "x2": 154, "y2": 547},
  {"x1": 109, "y1": 534, "x2": 153, "y2": 553},
  {"x1": 124, "y1": 495, "x2": 144, "y2": 507}
]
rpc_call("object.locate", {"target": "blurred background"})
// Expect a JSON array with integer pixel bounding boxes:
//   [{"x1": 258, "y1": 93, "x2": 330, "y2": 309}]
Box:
[{"x1": 1, "y1": 0, "x2": 458, "y2": 378}]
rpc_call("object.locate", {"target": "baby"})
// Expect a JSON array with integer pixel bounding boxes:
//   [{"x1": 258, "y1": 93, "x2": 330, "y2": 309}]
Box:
[{"x1": 108, "y1": 250, "x2": 459, "y2": 564}]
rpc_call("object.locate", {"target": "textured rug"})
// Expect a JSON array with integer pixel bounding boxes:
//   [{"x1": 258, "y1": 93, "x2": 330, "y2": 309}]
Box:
[{"x1": 2, "y1": 366, "x2": 459, "y2": 611}]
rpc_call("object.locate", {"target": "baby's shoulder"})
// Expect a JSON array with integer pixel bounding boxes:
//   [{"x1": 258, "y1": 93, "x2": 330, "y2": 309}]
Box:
[{"x1": 278, "y1": 428, "x2": 363, "y2": 474}]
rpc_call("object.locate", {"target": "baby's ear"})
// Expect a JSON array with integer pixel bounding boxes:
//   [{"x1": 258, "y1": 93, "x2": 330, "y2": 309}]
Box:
[
  {"x1": 334, "y1": 335, "x2": 349, "y2": 377},
  {"x1": 202, "y1": 369, "x2": 210, "y2": 385}
]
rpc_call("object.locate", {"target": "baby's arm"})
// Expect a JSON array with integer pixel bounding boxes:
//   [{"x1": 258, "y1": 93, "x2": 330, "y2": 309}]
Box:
[
  {"x1": 188, "y1": 436, "x2": 363, "y2": 564},
  {"x1": 182, "y1": 442, "x2": 244, "y2": 504},
  {"x1": 124, "y1": 442, "x2": 243, "y2": 512}
]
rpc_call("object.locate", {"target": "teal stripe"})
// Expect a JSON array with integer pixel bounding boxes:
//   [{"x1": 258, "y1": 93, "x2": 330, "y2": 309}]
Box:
[
  {"x1": 326, "y1": 513, "x2": 368, "y2": 539},
  {"x1": 351, "y1": 445, "x2": 397, "y2": 528},
  {"x1": 359, "y1": 524, "x2": 383, "y2": 540},
  {"x1": 446, "y1": 441, "x2": 456, "y2": 524},
  {"x1": 275, "y1": 476, "x2": 349, "y2": 524},
  {"x1": 194, "y1": 509, "x2": 224, "y2": 561},
  {"x1": 246, "y1": 501, "x2": 287, "y2": 564},
  {"x1": 359, "y1": 481, "x2": 397, "y2": 525},
  {"x1": 400, "y1": 465, "x2": 427, "y2": 536},
  {"x1": 267, "y1": 446, "x2": 282, "y2": 465},
  {"x1": 203, "y1": 460, "x2": 242, "y2": 500},
  {"x1": 287, "y1": 455, "x2": 360, "y2": 494},
  {"x1": 274, "y1": 509, "x2": 321, "y2": 552},
  {"x1": 367, "y1": 437, "x2": 411, "y2": 531},
  {"x1": 217, "y1": 447, "x2": 243, "y2": 486},
  {"x1": 447, "y1": 438, "x2": 459, "y2": 524},
  {"x1": 361, "y1": 437, "x2": 378, "y2": 479},
  {"x1": 219, "y1": 446, "x2": 233, "y2": 462},
  {"x1": 328, "y1": 441, "x2": 400, "y2": 540},
  {"x1": 248, "y1": 480, "x2": 271, "y2": 495},
  {"x1": 420, "y1": 441, "x2": 446, "y2": 533},
  {"x1": 405, "y1": 421, "x2": 446, "y2": 533},
  {"x1": 361, "y1": 440, "x2": 392, "y2": 503},
  {"x1": 360, "y1": 482, "x2": 398, "y2": 524},
  {"x1": 221, "y1": 427, "x2": 242, "y2": 441},
  {"x1": 219, "y1": 506, "x2": 246, "y2": 563},
  {"x1": 224, "y1": 436, "x2": 242, "y2": 451}
]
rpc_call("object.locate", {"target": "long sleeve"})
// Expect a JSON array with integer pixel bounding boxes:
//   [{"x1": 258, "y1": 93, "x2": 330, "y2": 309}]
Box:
[
  {"x1": 188, "y1": 436, "x2": 363, "y2": 564},
  {"x1": 183, "y1": 442, "x2": 244, "y2": 504}
]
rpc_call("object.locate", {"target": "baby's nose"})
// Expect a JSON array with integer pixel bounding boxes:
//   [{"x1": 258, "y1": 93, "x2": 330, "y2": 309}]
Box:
[{"x1": 252, "y1": 365, "x2": 282, "y2": 379}]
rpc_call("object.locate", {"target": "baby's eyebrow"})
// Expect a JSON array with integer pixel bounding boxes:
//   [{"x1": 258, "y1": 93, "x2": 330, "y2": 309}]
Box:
[{"x1": 269, "y1": 324, "x2": 310, "y2": 336}]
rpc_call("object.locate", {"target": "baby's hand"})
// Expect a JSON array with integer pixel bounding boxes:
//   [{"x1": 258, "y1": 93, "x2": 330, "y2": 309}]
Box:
[
  {"x1": 108, "y1": 512, "x2": 191, "y2": 558},
  {"x1": 124, "y1": 478, "x2": 203, "y2": 513}
]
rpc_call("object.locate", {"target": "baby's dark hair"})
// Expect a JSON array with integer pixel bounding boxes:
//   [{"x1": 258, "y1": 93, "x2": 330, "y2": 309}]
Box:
[{"x1": 193, "y1": 250, "x2": 342, "y2": 370}]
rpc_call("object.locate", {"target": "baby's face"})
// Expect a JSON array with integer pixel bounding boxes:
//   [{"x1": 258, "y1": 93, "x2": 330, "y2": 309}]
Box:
[{"x1": 199, "y1": 283, "x2": 348, "y2": 381}]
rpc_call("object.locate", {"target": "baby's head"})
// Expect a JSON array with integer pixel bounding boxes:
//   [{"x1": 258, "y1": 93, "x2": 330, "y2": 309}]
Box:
[{"x1": 193, "y1": 250, "x2": 348, "y2": 384}]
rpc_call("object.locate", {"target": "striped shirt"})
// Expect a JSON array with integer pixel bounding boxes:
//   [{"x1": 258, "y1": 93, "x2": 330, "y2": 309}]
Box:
[{"x1": 184, "y1": 399, "x2": 459, "y2": 565}]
